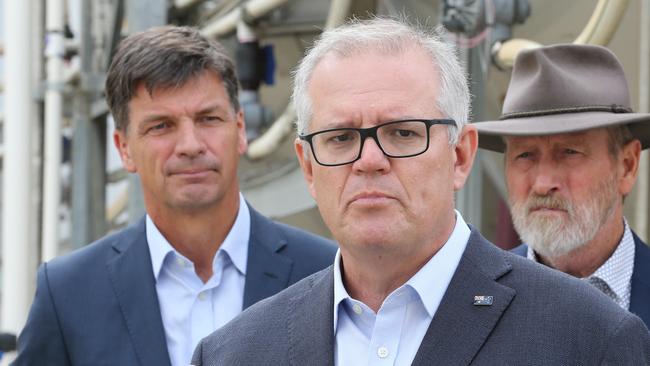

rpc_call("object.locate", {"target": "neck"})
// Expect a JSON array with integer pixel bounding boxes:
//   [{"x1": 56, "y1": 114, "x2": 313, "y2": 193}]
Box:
[
  {"x1": 148, "y1": 194, "x2": 241, "y2": 282},
  {"x1": 339, "y1": 220, "x2": 454, "y2": 312},
  {"x1": 539, "y1": 209, "x2": 625, "y2": 278}
]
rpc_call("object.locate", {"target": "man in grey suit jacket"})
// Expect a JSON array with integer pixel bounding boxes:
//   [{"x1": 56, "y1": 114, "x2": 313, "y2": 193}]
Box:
[
  {"x1": 192, "y1": 18, "x2": 650, "y2": 365},
  {"x1": 14, "y1": 26, "x2": 336, "y2": 366}
]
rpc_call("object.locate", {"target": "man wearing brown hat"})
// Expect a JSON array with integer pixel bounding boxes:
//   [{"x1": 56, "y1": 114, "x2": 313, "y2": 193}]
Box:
[{"x1": 475, "y1": 43, "x2": 650, "y2": 327}]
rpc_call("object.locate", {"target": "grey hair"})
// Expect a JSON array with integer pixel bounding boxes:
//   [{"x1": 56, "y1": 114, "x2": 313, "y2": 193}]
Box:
[
  {"x1": 105, "y1": 25, "x2": 240, "y2": 132},
  {"x1": 292, "y1": 17, "x2": 470, "y2": 144}
]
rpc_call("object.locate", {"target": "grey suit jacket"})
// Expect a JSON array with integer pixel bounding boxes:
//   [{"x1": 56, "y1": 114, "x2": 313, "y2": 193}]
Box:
[
  {"x1": 13, "y1": 205, "x2": 336, "y2": 366},
  {"x1": 192, "y1": 227, "x2": 650, "y2": 365}
]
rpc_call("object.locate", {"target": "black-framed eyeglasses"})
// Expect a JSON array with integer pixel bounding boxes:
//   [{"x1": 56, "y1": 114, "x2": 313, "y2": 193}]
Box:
[{"x1": 299, "y1": 119, "x2": 456, "y2": 167}]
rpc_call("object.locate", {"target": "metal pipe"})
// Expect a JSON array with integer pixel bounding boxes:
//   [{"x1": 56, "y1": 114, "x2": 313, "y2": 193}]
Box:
[
  {"x1": 246, "y1": 0, "x2": 352, "y2": 159},
  {"x1": 174, "y1": 0, "x2": 203, "y2": 11},
  {"x1": 494, "y1": 0, "x2": 629, "y2": 69},
  {"x1": 201, "y1": 0, "x2": 290, "y2": 38},
  {"x1": 247, "y1": 104, "x2": 296, "y2": 159},
  {"x1": 492, "y1": 38, "x2": 541, "y2": 70},
  {"x1": 41, "y1": 0, "x2": 66, "y2": 262},
  {"x1": 2, "y1": 0, "x2": 35, "y2": 334},
  {"x1": 574, "y1": 0, "x2": 629, "y2": 45}
]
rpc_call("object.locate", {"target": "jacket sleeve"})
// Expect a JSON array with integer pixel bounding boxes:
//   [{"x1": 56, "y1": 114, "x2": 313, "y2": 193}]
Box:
[
  {"x1": 600, "y1": 312, "x2": 650, "y2": 366},
  {"x1": 12, "y1": 263, "x2": 71, "y2": 366}
]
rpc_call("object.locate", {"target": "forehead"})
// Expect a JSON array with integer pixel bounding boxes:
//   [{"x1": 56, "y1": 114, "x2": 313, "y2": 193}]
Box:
[
  {"x1": 504, "y1": 128, "x2": 610, "y2": 150},
  {"x1": 130, "y1": 71, "x2": 232, "y2": 113},
  {"x1": 307, "y1": 46, "x2": 442, "y2": 127}
]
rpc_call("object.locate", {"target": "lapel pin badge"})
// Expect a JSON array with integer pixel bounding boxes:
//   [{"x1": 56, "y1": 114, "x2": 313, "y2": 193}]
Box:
[{"x1": 473, "y1": 295, "x2": 493, "y2": 306}]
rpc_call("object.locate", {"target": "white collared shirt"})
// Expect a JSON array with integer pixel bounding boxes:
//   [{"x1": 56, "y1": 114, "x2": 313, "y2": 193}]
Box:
[
  {"x1": 146, "y1": 193, "x2": 250, "y2": 366},
  {"x1": 333, "y1": 211, "x2": 471, "y2": 366},
  {"x1": 528, "y1": 219, "x2": 635, "y2": 309}
]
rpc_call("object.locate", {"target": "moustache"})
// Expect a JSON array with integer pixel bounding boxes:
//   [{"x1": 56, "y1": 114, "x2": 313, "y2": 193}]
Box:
[{"x1": 525, "y1": 194, "x2": 573, "y2": 213}]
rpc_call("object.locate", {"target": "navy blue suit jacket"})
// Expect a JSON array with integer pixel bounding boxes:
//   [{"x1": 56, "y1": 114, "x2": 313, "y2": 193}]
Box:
[
  {"x1": 13, "y1": 205, "x2": 336, "y2": 366},
  {"x1": 512, "y1": 232, "x2": 650, "y2": 327}
]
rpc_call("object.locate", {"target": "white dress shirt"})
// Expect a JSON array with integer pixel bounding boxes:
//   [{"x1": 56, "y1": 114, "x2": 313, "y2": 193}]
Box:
[
  {"x1": 146, "y1": 193, "x2": 250, "y2": 366},
  {"x1": 527, "y1": 219, "x2": 635, "y2": 309},
  {"x1": 333, "y1": 211, "x2": 471, "y2": 366}
]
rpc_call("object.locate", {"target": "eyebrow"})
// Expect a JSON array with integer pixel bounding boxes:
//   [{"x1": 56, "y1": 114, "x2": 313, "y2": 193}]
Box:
[
  {"x1": 194, "y1": 104, "x2": 230, "y2": 116},
  {"x1": 138, "y1": 103, "x2": 230, "y2": 125},
  {"x1": 318, "y1": 116, "x2": 422, "y2": 130}
]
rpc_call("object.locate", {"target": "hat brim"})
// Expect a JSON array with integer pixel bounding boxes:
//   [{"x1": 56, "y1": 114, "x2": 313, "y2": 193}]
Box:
[{"x1": 473, "y1": 111, "x2": 650, "y2": 152}]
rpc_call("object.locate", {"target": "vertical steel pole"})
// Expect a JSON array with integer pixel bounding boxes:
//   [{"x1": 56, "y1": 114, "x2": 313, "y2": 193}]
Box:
[
  {"x1": 2, "y1": 0, "x2": 35, "y2": 335},
  {"x1": 42, "y1": 0, "x2": 66, "y2": 261}
]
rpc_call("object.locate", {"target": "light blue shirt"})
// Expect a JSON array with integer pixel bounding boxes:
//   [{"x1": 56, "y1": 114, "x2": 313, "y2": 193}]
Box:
[
  {"x1": 333, "y1": 211, "x2": 470, "y2": 366},
  {"x1": 146, "y1": 194, "x2": 250, "y2": 366}
]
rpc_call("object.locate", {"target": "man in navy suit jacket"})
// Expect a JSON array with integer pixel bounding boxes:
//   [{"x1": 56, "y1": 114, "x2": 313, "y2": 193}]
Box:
[
  {"x1": 13, "y1": 26, "x2": 335, "y2": 366},
  {"x1": 475, "y1": 44, "x2": 650, "y2": 327}
]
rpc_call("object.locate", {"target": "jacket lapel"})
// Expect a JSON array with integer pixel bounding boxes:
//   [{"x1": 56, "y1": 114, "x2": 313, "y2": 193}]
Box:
[
  {"x1": 242, "y1": 205, "x2": 293, "y2": 309},
  {"x1": 287, "y1": 267, "x2": 335, "y2": 366},
  {"x1": 630, "y1": 232, "x2": 650, "y2": 326},
  {"x1": 412, "y1": 229, "x2": 515, "y2": 366},
  {"x1": 106, "y1": 218, "x2": 171, "y2": 366}
]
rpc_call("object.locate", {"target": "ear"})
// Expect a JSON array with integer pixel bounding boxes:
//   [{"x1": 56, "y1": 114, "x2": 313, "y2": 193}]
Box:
[
  {"x1": 236, "y1": 109, "x2": 248, "y2": 155},
  {"x1": 294, "y1": 138, "x2": 317, "y2": 199},
  {"x1": 113, "y1": 129, "x2": 137, "y2": 173},
  {"x1": 618, "y1": 139, "x2": 641, "y2": 196},
  {"x1": 453, "y1": 125, "x2": 479, "y2": 191}
]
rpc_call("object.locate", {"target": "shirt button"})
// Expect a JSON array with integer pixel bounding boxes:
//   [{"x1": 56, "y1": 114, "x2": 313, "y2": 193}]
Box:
[
  {"x1": 176, "y1": 257, "x2": 185, "y2": 267},
  {"x1": 198, "y1": 292, "x2": 206, "y2": 301},
  {"x1": 352, "y1": 304, "x2": 363, "y2": 315},
  {"x1": 377, "y1": 346, "x2": 389, "y2": 359}
]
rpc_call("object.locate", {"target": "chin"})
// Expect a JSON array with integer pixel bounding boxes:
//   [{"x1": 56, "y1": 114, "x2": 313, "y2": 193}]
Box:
[
  {"x1": 342, "y1": 225, "x2": 398, "y2": 247},
  {"x1": 170, "y1": 191, "x2": 220, "y2": 210}
]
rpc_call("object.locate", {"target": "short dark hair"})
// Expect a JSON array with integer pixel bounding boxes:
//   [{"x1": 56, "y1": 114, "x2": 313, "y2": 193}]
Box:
[{"x1": 105, "y1": 25, "x2": 240, "y2": 131}]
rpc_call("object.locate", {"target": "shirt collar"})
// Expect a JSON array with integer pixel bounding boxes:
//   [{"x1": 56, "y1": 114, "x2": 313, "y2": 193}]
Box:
[
  {"x1": 146, "y1": 215, "x2": 175, "y2": 281},
  {"x1": 333, "y1": 210, "x2": 471, "y2": 330},
  {"x1": 218, "y1": 193, "x2": 250, "y2": 276},
  {"x1": 146, "y1": 193, "x2": 251, "y2": 280},
  {"x1": 589, "y1": 219, "x2": 635, "y2": 305},
  {"x1": 527, "y1": 219, "x2": 635, "y2": 307},
  {"x1": 406, "y1": 211, "x2": 470, "y2": 317}
]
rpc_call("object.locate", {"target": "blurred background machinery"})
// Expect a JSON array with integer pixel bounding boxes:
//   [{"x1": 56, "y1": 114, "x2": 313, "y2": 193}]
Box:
[{"x1": 0, "y1": 0, "x2": 648, "y2": 362}]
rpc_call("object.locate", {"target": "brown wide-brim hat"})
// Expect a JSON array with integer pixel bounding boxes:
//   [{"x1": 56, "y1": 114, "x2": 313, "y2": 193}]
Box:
[{"x1": 473, "y1": 44, "x2": 650, "y2": 152}]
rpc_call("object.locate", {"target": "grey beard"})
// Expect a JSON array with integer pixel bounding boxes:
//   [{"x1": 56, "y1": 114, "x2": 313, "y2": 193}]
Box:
[{"x1": 509, "y1": 178, "x2": 618, "y2": 259}]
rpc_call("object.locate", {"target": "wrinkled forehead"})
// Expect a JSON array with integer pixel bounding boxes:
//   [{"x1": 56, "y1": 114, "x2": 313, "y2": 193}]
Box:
[{"x1": 503, "y1": 128, "x2": 608, "y2": 151}]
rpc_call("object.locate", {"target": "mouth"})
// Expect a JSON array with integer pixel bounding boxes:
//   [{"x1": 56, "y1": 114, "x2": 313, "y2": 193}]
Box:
[
  {"x1": 169, "y1": 169, "x2": 216, "y2": 181},
  {"x1": 349, "y1": 191, "x2": 396, "y2": 206},
  {"x1": 529, "y1": 206, "x2": 567, "y2": 214}
]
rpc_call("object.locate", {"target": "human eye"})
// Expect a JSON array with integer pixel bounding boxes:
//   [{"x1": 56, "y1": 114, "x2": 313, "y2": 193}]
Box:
[
  {"x1": 328, "y1": 130, "x2": 357, "y2": 144},
  {"x1": 382, "y1": 122, "x2": 424, "y2": 143},
  {"x1": 563, "y1": 148, "x2": 580, "y2": 155},
  {"x1": 198, "y1": 115, "x2": 223, "y2": 124},
  {"x1": 516, "y1": 151, "x2": 532, "y2": 159},
  {"x1": 393, "y1": 128, "x2": 420, "y2": 138},
  {"x1": 145, "y1": 121, "x2": 170, "y2": 134},
  {"x1": 314, "y1": 130, "x2": 358, "y2": 152}
]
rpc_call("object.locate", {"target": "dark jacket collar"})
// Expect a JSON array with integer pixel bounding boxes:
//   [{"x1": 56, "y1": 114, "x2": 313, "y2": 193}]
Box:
[{"x1": 107, "y1": 218, "x2": 172, "y2": 366}]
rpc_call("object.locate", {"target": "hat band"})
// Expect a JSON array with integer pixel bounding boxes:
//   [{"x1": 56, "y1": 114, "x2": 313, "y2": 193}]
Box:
[{"x1": 499, "y1": 104, "x2": 632, "y2": 120}]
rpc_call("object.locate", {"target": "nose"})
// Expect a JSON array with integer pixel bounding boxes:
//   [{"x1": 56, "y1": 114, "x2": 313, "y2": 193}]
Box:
[
  {"x1": 530, "y1": 159, "x2": 561, "y2": 196},
  {"x1": 352, "y1": 136, "x2": 390, "y2": 174},
  {"x1": 175, "y1": 120, "x2": 206, "y2": 158}
]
